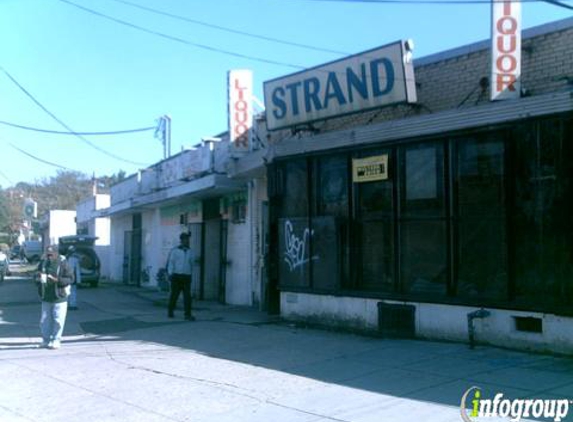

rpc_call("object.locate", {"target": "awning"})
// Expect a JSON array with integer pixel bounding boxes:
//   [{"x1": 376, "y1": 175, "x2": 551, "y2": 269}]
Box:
[
  {"x1": 268, "y1": 90, "x2": 573, "y2": 160},
  {"x1": 101, "y1": 174, "x2": 245, "y2": 217}
]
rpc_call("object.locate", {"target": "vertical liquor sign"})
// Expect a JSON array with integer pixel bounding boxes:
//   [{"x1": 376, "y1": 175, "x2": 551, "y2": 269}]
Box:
[
  {"x1": 491, "y1": 0, "x2": 521, "y2": 101},
  {"x1": 228, "y1": 70, "x2": 253, "y2": 154}
]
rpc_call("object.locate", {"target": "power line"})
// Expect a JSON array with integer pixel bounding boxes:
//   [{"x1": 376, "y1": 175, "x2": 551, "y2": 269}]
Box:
[
  {"x1": 56, "y1": 0, "x2": 415, "y2": 82},
  {"x1": 290, "y1": 0, "x2": 572, "y2": 3},
  {"x1": 57, "y1": 0, "x2": 306, "y2": 70},
  {"x1": 0, "y1": 119, "x2": 156, "y2": 136},
  {"x1": 0, "y1": 65, "x2": 149, "y2": 166},
  {"x1": 0, "y1": 168, "x2": 14, "y2": 185},
  {"x1": 108, "y1": 0, "x2": 348, "y2": 55},
  {"x1": 541, "y1": 0, "x2": 573, "y2": 11},
  {"x1": 8, "y1": 142, "x2": 78, "y2": 172}
]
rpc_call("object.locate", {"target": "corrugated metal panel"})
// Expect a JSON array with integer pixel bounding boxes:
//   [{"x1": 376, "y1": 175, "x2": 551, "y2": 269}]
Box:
[{"x1": 271, "y1": 91, "x2": 573, "y2": 159}]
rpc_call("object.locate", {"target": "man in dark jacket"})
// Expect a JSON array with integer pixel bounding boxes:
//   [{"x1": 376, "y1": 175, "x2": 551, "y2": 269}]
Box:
[{"x1": 37, "y1": 246, "x2": 74, "y2": 349}]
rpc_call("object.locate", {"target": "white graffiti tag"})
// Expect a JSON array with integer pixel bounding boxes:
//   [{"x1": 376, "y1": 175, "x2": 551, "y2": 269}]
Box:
[{"x1": 284, "y1": 220, "x2": 319, "y2": 272}]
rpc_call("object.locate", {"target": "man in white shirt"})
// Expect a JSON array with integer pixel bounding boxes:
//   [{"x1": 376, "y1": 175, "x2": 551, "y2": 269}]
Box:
[{"x1": 166, "y1": 232, "x2": 195, "y2": 321}]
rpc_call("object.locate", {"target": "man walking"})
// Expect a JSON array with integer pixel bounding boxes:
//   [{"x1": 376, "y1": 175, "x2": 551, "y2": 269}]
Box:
[
  {"x1": 166, "y1": 232, "x2": 195, "y2": 321},
  {"x1": 37, "y1": 246, "x2": 74, "y2": 349},
  {"x1": 66, "y1": 245, "x2": 81, "y2": 310}
]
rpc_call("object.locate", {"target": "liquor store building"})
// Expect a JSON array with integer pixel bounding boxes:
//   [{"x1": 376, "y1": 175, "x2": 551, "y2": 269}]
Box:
[{"x1": 263, "y1": 18, "x2": 573, "y2": 353}]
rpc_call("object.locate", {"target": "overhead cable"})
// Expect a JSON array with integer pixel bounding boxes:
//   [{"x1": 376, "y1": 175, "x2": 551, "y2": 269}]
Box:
[
  {"x1": 293, "y1": 0, "x2": 572, "y2": 4},
  {"x1": 0, "y1": 119, "x2": 156, "y2": 136},
  {"x1": 57, "y1": 0, "x2": 306, "y2": 70},
  {"x1": 0, "y1": 65, "x2": 149, "y2": 166},
  {"x1": 9, "y1": 142, "x2": 78, "y2": 171},
  {"x1": 0, "y1": 168, "x2": 14, "y2": 185},
  {"x1": 56, "y1": 0, "x2": 415, "y2": 81},
  {"x1": 109, "y1": 0, "x2": 347, "y2": 55},
  {"x1": 541, "y1": 0, "x2": 573, "y2": 10}
]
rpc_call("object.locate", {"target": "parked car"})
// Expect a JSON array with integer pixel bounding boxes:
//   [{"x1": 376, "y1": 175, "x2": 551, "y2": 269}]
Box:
[
  {"x1": 0, "y1": 249, "x2": 9, "y2": 282},
  {"x1": 10, "y1": 244, "x2": 21, "y2": 260},
  {"x1": 22, "y1": 240, "x2": 43, "y2": 263},
  {"x1": 58, "y1": 235, "x2": 101, "y2": 287}
]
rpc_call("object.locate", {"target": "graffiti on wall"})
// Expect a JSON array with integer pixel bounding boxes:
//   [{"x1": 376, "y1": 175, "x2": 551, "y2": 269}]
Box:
[{"x1": 283, "y1": 220, "x2": 319, "y2": 272}]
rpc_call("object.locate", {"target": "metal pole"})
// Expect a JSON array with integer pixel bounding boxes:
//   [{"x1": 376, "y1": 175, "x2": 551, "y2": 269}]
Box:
[{"x1": 165, "y1": 115, "x2": 172, "y2": 158}]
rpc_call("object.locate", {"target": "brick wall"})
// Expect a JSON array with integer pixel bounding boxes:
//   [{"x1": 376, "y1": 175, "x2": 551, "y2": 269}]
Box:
[{"x1": 263, "y1": 21, "x2": 573, "y2": 143}]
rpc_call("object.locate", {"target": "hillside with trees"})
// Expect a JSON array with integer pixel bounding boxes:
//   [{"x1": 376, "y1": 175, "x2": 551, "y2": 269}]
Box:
[{"x1": 0, "y1": 170, "x2": 126, "y2": 244}]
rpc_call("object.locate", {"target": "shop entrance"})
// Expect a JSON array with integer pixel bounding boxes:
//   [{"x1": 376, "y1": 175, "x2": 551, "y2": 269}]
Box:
[{"x1": 202, "y1": 198, "x2": 224, "y2": 302}]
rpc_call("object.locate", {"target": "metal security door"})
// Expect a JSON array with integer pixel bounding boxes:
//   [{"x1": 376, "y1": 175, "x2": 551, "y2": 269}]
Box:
[
  {"x1": 188, "y1": 223, "x2": 203, "y2": 299},
  {"x1": 128, "y1": 214, "x2": 143, "y2": 286},
  {"x1": 122, "y1": 231, "x2": 132, "y2": 285},
  {"x1": 203, "y1": 218, "x2": 221, "y2": 301}
]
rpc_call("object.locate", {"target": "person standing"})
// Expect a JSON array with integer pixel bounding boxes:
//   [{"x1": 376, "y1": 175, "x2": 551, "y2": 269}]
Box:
[
  {"x1": 66, "y1": 245, "x2": 81, "y2": 310},
  {"x1": 166, "y1": 232, "x2": 195, "y2": 321},
  {"x1": 37, "y1": 246, "x2": 74, "y2": 349}
]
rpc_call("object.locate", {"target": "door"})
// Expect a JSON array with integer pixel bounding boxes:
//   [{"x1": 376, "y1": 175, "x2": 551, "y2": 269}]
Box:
[
  {"x1": 123, "y1": 214, "x2": 143, "y2": 286},
  {"x1": 130, "y1": 214, "x2": 143, "y2": 287},
  {"x1": 123, "y1": 231, "x2": 132, "y2": 285},
  {"x1": 260, "y1": 201, "x2": 269, "y2": 311},
  {"x1": 188, "y1": 223, "x2": 203, "y2": 299},
  {"x1": 203, "y1": 219, "x2": 221, "y2": 301}
]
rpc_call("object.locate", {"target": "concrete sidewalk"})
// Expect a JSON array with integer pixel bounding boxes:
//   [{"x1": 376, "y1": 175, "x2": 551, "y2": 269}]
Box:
[{"x1": 1, "y1": 270, "x2": 572, "y2": 422}]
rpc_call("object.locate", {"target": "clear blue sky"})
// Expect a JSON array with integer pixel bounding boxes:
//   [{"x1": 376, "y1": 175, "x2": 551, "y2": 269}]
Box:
[{"x1": 0, "y1": 0, "x2": 570, "y2": 186}]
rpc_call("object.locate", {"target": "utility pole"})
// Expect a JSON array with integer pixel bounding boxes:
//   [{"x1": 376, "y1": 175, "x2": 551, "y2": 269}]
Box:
[{"x1": 155, "y1": 115, "x2": 172, "y2": 160}]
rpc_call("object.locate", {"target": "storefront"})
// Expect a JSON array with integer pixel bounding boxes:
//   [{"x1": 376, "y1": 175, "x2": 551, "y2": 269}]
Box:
[{"x1": 263, "y1": 18, "x2": 573, "y2": 353}]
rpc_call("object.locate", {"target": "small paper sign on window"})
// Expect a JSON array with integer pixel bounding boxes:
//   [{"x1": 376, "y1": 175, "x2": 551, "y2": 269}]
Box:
[{"x1": 352, "y1": 155, "x2": 389, "y2": 183}]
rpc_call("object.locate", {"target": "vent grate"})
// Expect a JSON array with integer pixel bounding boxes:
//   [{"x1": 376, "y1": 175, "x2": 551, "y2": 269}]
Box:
[
  {"x1": 377, "y1": 302, "x2": 416, "y2": 338},
  {"x1": 514, "y1": 316, "x2": 543, "y2": 333}
]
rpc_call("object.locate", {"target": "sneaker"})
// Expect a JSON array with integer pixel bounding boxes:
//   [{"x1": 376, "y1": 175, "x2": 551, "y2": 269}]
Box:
[
  {"x1": 185, "y1": 315, "x2": 195, "y2": 321},
  {"x1": 38, "y1": 340, "x2": 50, "y2": 349},
  {"x1": 48, "y1": 341, "x2": 61, "y2": 350}
]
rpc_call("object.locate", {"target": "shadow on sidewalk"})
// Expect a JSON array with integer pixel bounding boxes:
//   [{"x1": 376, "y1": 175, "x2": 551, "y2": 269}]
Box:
[{"x1": 2, "y1": 278, "x2": 573, "y2": 419}]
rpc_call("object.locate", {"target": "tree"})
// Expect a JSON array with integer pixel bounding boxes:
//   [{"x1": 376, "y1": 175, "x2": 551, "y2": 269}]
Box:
[{"x1": 0, "y1": 169, "x2": 128, "y2": 244}]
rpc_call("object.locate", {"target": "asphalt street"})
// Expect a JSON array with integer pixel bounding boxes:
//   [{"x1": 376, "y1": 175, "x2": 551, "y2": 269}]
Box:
[{"x1": 1, "y1": 263, "x2": 573, "y2": 422}]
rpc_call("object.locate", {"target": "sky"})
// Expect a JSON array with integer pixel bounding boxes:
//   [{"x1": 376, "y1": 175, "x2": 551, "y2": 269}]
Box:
[{"x1": 0, "y1": 0, "x2": 571, "y2": 186}]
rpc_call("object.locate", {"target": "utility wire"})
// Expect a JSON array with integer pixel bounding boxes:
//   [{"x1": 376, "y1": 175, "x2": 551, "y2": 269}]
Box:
[
  {"x1": 294, "y1": 0, "x2": 572, "y2": 3},
  {"x1": 541, "y1": 0, "x2": 573, "y2": 10},
  {"x1": 56, "y1": 0, "x2": 414, "y2": 82},
  {"x1": 0, "y1": 65, "x2": 149, "y2": 166},
  {"x1": 57, "y1": 0, "x2": 306, "y2": 70},
  {"x1": 0, "y1": 168, "x2": 14, "y2": 185},
  {"x1": 8, "y1": 142, "x2": 78, "y2": 171},
  {"x1": 108, "y1": 0, "x2": 348, "y2": 55},
  {"x1": 0, "y1": 119, "x2": 156, "y2": 136}
]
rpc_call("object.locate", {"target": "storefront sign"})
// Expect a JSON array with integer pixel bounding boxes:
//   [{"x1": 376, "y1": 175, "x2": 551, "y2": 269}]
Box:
[
  {"x1": 228, "y1": 69, "x2": 253, "y2": 153},
  {"x1": 352, "y1": 155, "x2": 389, "y2": 183},
  {"x1": 491, "y1": 0, "x2": 521, "y2": 101},
  {"x1": 264, "y1": 41, "x2": 417, "y2": 130}
]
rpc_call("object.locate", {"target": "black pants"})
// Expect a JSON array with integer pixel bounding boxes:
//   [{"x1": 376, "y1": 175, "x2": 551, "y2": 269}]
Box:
[{"x1": 168, "y1": 274, "x2": 192, "y2": 317}]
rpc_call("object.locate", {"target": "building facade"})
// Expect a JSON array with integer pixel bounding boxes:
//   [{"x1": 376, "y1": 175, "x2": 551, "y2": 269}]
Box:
[
  {"x1": 103, "y1": 137, "x2": 267, "y2": 306},
  {"x1": 256, "y1": 18, "x2": 573, "y2": 353},
  {"x1": 76, "y1": 193, "x2": 111, "y2": 280}
]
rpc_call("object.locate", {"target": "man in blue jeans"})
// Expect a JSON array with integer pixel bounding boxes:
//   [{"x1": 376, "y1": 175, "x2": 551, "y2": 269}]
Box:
[
  {"x1": 166, "y1": 232, "x2": 195, "y2": 321},
  {"x1": 37, "y1": 246, "x2": 74, "y2": 349}
]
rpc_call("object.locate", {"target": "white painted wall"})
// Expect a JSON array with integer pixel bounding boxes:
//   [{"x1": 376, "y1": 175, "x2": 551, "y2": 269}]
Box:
[
  {"x1": 48, "y1": 210, "x2": 77, "y2": 246},
  {"x1": 281, "y1": 292, "x2": 573, "y2": 355},
  {"x1": 109, "y1": 214, "x2": 131, "y2": 282}
]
